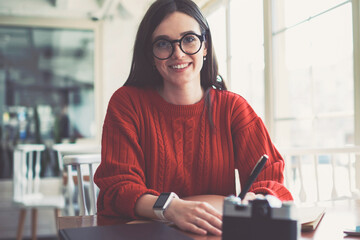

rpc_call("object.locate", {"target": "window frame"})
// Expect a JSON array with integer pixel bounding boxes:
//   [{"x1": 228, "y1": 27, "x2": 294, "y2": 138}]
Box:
[
  {"x1": 0, "y1": 16, "x2": 103, "y2": 143},
  {"x1": 204, "y1": 0, "x2": 360, "y2": 189},
  {"x1": 351, "y1": 0, "x2": 360, "y2": 190}
]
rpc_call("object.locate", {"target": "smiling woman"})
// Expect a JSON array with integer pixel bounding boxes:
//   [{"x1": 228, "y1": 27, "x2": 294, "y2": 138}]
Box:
[
  {"x1": 152, "y1": 11, "x2": 207, "y2": 104},
  {"x1": 94, "y1": 0, "x2": 293, "y2": 236}
]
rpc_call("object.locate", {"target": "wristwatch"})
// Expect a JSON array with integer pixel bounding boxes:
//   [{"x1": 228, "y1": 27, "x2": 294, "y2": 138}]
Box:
[{"x1": 153, "y1": 192, "x2": 179, "y2": 221}]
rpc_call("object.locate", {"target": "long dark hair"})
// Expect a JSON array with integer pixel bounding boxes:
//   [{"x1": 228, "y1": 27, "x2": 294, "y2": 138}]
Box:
[{"x1": 123, "y1": 0, "x2": 226, "y2": 91}]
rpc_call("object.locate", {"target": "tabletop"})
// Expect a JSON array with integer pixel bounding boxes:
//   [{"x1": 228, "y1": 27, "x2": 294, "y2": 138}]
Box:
[{"x1": 57, "y1": 199, "x2": 360, "y2": 240}]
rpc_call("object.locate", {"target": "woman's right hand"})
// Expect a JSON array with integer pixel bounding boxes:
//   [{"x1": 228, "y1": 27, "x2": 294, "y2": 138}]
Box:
[{"x1": 163, "y1": 198, "x2": 223, "y2": 236}]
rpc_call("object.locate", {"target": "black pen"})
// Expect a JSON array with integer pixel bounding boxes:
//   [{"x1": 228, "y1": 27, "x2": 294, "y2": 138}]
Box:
[{"x1": 238, "y1": 154, "x2": 269, "y2": 200}]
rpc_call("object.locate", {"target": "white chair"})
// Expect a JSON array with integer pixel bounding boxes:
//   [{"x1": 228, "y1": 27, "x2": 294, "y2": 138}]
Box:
[
  {"x1": 13, "y1": 144, "x2": 65, "y2": 240},
  {"x1": 62, "y1": 154, "x2": 101, "y2": 216},
  {"x1": 281, "y1": 146, "x2": 360, "y2": 203},
  {"x1": 53, "y1": 143, "x2": 100, "y2": 216}
]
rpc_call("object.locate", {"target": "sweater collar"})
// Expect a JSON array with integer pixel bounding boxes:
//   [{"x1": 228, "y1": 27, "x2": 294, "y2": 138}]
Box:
[{"x1": 150, "y1": 88, "x2": 208, "y2": 116}]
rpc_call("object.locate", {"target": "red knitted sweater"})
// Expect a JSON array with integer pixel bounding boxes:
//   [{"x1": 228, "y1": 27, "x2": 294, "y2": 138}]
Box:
[{"x1": 94, "y1": 86, "x2": 293, "y2": 218}]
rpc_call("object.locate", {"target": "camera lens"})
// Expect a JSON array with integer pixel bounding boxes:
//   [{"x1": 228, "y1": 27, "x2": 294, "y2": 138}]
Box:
[
  {"x1": 252, "y1": 200, "x2": 271, "y2": 218},
  {"x1": 254, "y1": 205, "x2": 269, "y2": 217}
]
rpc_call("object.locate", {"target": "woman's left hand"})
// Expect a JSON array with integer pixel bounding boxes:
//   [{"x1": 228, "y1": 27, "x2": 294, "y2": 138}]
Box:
[{"x1": 163, "y1": 197, "x2": 223, "y2": 236}]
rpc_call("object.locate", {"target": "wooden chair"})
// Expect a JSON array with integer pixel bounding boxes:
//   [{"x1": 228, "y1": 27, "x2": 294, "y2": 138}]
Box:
[
  {"x1": 12, "y1": 144, "x2": 65, "y2": 240},
  {"x1": 62, "y1": 154, "x2": 101, "y2": 216}
]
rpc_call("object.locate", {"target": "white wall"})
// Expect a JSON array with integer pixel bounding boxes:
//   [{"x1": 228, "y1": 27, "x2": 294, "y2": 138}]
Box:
[
  {"x1": 100, "y1": 0, "x2": 154, "y2": 113},
  {"x1": 101, "y1": 4, "x2": 149, "y2": 113}
]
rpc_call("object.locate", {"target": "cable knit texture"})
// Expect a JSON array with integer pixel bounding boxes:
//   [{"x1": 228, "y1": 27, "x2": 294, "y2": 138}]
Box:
[{"x1": 94, "y1": 86, "x2": 293, "y2": 218}]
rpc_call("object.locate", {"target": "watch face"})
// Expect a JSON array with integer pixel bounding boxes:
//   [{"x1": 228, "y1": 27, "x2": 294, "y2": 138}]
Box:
[{"x1": 153, "y1": 193, "x2": 171, "y2": 209}]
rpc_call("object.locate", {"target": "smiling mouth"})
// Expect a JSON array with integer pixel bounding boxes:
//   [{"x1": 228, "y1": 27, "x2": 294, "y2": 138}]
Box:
[{"x1": 170, "y1": 63, "x2": 191, "y2": 69}]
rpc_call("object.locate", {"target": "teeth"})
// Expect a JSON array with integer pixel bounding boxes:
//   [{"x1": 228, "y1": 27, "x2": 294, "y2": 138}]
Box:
[{"x1": 172, "y1": 63, "x2": 189, "y2": 69}]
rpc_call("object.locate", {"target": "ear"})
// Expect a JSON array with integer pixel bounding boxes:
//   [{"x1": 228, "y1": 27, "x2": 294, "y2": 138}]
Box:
[{"x1": 203, "y1": 41, "x2": 208, "y2": 57}]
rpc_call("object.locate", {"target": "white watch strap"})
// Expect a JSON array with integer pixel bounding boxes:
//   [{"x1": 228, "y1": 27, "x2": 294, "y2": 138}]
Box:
[{"x1": 154, "y1": 208, "x2": 167, "y2": 221}]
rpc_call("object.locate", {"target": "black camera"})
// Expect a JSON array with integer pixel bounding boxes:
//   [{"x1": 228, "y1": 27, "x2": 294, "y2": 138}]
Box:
[{"x1": 222, "y1": 195, "x2": 299, "y2": 240}]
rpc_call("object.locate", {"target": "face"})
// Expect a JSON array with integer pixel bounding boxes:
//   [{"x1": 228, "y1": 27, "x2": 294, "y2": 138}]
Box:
[{"x1": 152, "y1": 11, "x2": 207, "y2": 89}]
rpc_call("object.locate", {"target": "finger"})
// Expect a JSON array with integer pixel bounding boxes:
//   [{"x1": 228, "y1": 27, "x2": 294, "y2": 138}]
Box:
[
  {"x1": 199, "y1": 211, "x2": 222, "y2": 230},
  {"x1": 193, "y1": 217, "x2": 222, "y2": 236},
  {"x1": 192, "y1": 204, "x2": 222, "y2": 232},
  {"x1": 198, "y1": 202, "x2": 222, "y2": 220},
  {"x1": 182, "y1": 221, "x2": 207, "y2": 235}
]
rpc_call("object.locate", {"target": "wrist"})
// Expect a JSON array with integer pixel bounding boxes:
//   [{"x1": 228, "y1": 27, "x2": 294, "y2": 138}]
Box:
[
  {"x1": 163, "y1": 197, "x2": 180, "y2": 222},
  {"x1": 153, "y1": 192, "x2": 179, "y2": 221}
]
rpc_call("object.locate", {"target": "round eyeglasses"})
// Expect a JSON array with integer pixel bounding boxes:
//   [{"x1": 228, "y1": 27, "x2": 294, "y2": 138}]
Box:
[{"x1": 152, "y1": 33, "x2": 205, "y2": 60}]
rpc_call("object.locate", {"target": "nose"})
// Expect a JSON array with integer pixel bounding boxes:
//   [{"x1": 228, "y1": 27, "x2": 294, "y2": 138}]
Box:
[{"x1": 172, "y1": 42, "x2": 185, "y2": 59}]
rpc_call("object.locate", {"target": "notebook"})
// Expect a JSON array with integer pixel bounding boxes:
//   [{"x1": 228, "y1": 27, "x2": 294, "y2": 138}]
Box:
[
  {"x1": 59, "y1": 222, "x2": 193, "y2": 240},
  {"x1": 298, "y1": 206, "x2": 326, "y2": 232}
]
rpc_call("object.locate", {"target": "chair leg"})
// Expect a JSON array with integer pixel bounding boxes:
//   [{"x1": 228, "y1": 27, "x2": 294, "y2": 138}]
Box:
[
  {"x1": 16, "y1": 209, "x2": 26, "y2": 240},
  {"x1": 54, "y1": 208, "x2": 61, "y2": 237},
  {"x1": 31, "y1": 208, "x2": 37, "y2": 240},
  {"x1": 54, "y1": 208, "x2": 61, "y2": 227}
]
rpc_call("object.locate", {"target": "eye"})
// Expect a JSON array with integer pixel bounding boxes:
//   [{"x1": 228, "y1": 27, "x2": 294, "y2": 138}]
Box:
[
  {"x1": 154, "y1": 39, "x2": 171, "y2": 49},
  {"x1": 183, "y1": 35, "x2": 197, "y2": 44}
]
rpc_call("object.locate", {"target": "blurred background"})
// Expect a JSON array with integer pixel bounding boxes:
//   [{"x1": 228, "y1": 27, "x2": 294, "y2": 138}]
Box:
[{"x1": 0, "y1": 0, "x2": 359, "y2": 239}]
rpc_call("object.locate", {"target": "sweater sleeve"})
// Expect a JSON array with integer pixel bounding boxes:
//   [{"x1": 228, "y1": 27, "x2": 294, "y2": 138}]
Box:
[
  {"x1": 231, "y1": 97, "x2": 293, "y2": 201},
  {"x1": 94, "y1": 88, "x2": 159, "y2": 219}
]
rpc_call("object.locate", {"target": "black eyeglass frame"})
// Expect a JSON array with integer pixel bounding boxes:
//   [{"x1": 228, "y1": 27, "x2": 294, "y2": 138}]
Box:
[{"x1": 152, "y1": 33, "x2": 206, "y2": 60}]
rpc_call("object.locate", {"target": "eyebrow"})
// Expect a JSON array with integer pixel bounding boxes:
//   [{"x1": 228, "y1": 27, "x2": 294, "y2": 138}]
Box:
[{"x1": 152, "y1": 30, "x2": 200, "y2": 42}]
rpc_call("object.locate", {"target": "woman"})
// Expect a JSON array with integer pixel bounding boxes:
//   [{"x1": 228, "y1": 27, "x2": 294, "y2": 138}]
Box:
[{"x1": 94, "y1": 0, "x2": 293, "y2": 236}]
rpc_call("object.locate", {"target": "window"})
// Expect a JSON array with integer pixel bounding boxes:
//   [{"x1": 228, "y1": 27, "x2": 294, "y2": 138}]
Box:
[
  {"x1": 0, "y1": 20, "x2": 101, "y2": 144},
  {"x1": 272, "y1": 1, "x2": 354, "y2": 148},
  {"x1": 0, "y1": 18, "x2": 102, "y2": 179},
  {"x1": 1, "y1": 27, "x2": 95, "y2": 140},
  {"x1": 208, "y1": 0, "x2": 265, "y2": 118},
  {"x1": 207, "y1": 0, "x2": 360, "y2": 201},
  {"x1": 208, "y1": 0, "x2": 356, "y2": 148}
]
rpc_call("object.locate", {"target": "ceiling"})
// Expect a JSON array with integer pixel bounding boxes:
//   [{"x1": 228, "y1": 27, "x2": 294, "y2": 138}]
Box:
[{"x1": 0, "y1": 0, "x2": 217, "y2": 20}]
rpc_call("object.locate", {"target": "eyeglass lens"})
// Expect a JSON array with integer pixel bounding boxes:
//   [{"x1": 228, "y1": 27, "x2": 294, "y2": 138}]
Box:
[{"x1": 153, "y1": 33, "x2": 203, "y2": 60}]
